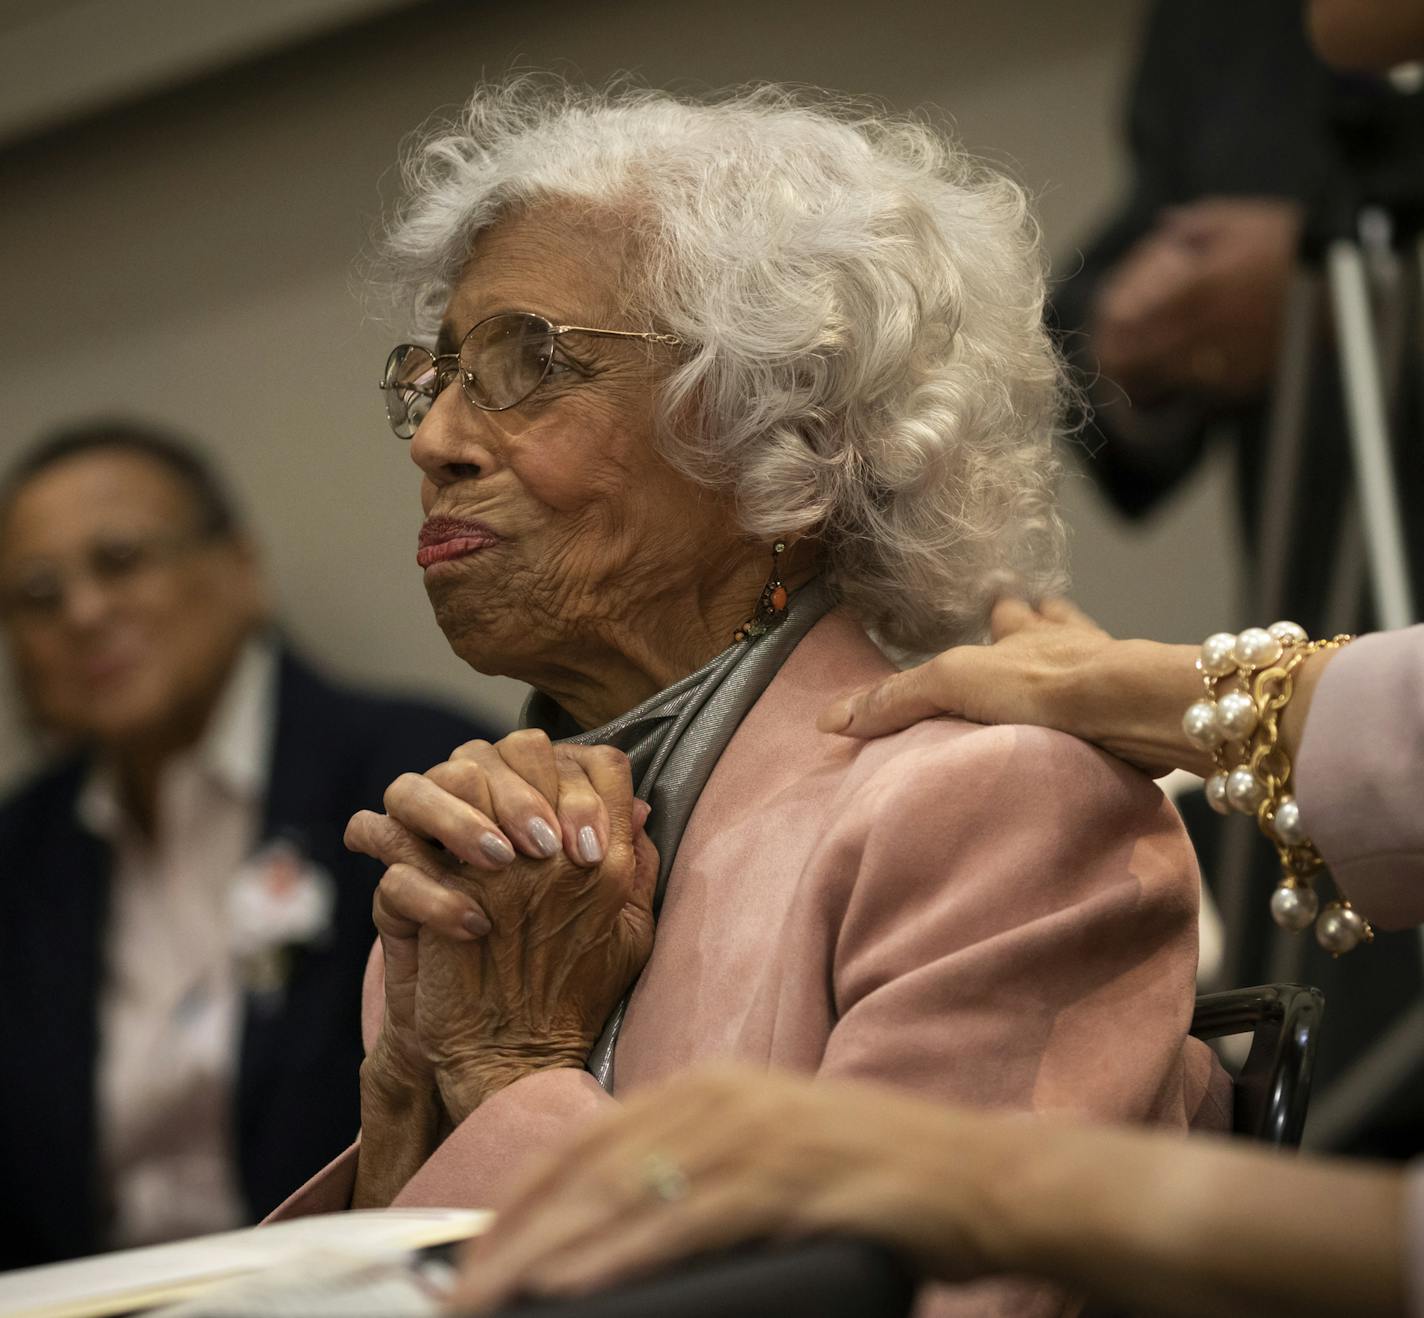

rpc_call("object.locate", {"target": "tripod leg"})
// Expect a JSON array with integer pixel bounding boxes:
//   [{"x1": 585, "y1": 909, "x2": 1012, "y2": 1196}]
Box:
[
  {"x1": 1325, "y1": 236, "x2": 1417, "y2": 629},
  {"x1": 1256, "y1": 271, "x2": 1321, "y2": 613},
  {"x1": 1224, "y1": 270, "x2": 1322, "y2": 989}
]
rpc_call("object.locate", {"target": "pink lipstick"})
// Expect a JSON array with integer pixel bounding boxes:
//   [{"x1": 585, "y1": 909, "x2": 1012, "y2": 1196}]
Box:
[{"x1": 417, "y1": 516, "x2": 502, "y2": 568}]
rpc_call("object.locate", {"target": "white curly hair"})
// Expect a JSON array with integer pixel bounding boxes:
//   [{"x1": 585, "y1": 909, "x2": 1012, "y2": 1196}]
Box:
[{"x1": 381, "y1": 78, "x2": 1068, "y2": 653}]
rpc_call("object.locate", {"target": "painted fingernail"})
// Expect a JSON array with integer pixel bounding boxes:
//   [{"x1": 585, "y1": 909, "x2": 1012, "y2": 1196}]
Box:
[
  {"x1": 577, "y1": 825, "x2": 604, "y2": 864},
  {"x1": 478, "y1": 832, "x2": 516, "y2": 865},
  {"x1": 527, "y1": 817, "x2": 561, "y2": 858},
  {"x1": 632, "y1": 799, "x2": 652, "y2": 830},
  {"x1": 463, "y1": 908, "x2": 491, "y2": 937}
]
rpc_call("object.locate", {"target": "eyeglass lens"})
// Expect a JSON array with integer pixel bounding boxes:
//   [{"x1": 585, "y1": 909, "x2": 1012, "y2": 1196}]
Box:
[
  {"x1": 0, "y1": 534, "x2": 191, "y2": 620},
  {"x1": 383, "y1": 344, "x2": 440, "y2": 439},
  {"x1": 461, "y1": 314, "x2": 555, "y2": 410},
  {"x1": 381, "y1": 313, "x2": 559, "y2": 437}
]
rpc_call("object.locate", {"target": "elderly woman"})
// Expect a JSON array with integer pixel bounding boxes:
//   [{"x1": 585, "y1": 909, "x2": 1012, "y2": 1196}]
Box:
[{"x1": 273, "y1": 83, "x2": 1226, "y2": 1314}]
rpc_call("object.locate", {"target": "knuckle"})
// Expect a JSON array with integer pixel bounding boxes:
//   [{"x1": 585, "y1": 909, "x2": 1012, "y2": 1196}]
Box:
[
  {"x1": 500, "y1": 727, "x2": 551, "y2": 755},
  {"x1": 376, "y1": 863, "x2": 410, "y2": 904},
  {"x1": 382, "y1": 772, "x2": 424, "y2": 811},
  {"x1": 585, "y1": 743, "x2": 628, "y2": 772},
  {"x1": 442, "y1": 758, "x2": 488, "y2": 796},
  {"x1": 553, "y1": 743, "x2": 584, "y2": 771},
  {"x1": 451, "y1": 739, "x2": 493, "y2": 761}
]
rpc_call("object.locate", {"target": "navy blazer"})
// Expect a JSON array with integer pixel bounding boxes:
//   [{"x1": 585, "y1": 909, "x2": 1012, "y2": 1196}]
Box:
[{"x1": 0, "y1": 648, "x2": 496, "y2": 1269}]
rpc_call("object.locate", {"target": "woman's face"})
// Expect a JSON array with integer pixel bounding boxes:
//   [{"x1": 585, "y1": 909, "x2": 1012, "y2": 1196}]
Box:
[
  {"x1": 0, "y1": 452, "x2": 263, "y2": 751},
  {"x1": 409, "y1": 207, "x2": 750, "y2": 689}
]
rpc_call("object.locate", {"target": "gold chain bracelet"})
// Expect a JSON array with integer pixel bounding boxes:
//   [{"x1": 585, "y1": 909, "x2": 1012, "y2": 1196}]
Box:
[{"x1": 1183, "y1": 624, "x2": 1368, "y2": 955}]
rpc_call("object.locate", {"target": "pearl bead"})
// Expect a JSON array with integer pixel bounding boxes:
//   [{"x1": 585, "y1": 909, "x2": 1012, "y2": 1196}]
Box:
[
  {"x1": 1273, "y1": 795, "x2": 1307, "y2": 847},
  {"x1": 1269, "y1": 620, "x2": 1309, "y2": 646},
  {"x1": 1205, "y1": 772, "x2": 1232, "y2": 815},
  {"x1": 1215, "y1": 691, "x2": 1260, "y2": 742},
  {"x1": 1182, "y1": 700, "x2": 1225, "y2": 750},
  {"x1": 1315, "y1": 903, "x2": 1368, "y2": 955},
  {"x1": 1232, "y1": 627, "x2": 1283, "y2": 670},
  {"x1": 1226, "y1": 766, "x2": 1266, "y2": 813},
  {"x1": 1270, "y1": 882, "x2": 1318, "y2": 932},
  {"x1": 1199, "y1": 632, "x2": 1238, "y2": 677}
]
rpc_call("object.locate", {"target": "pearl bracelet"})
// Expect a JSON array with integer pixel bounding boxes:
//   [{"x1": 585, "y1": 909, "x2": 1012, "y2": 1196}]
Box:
[{"x1": 1182, "y1": 623, "x2": 1369, "y2": 955}]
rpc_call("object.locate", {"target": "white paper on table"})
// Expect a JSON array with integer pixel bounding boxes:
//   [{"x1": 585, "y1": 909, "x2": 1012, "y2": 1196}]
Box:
[
  {"x1": 0, "y1": 1208, "x2": 491, "y2": 1318},
  {"x1": 157, "y1": 1250, "x2": 457, "y2": 1316}
]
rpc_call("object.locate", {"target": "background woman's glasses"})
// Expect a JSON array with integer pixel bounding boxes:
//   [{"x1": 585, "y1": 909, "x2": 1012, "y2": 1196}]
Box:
[{"x1": 0, "y1": 531, "x2": 210, "y2": 623}]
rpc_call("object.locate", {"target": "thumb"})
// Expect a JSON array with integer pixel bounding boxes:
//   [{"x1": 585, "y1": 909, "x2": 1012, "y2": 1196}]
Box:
[{"x1": 817, "y1": 658, "x2": 955, "y2": 740}]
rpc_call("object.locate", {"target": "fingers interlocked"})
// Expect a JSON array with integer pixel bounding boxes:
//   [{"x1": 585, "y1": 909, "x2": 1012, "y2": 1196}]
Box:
[{"x1": 347, "y1": 731, "x2": 652, "y2": 955}]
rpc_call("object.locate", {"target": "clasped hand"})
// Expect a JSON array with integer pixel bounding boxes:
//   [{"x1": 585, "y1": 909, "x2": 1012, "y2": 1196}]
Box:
[{"x1": 345, "y1": 730, "x2": 658, "y2": 1126}]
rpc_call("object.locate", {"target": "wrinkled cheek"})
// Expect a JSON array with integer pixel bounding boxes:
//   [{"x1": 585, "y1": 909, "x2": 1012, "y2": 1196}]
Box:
[{"x1": 534, "y1": 512, "x2": 645, "y2": 608}]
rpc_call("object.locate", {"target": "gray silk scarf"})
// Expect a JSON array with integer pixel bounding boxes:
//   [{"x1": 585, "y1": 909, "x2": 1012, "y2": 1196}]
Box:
[{"x1": 519, "y1": 578, "x2": 834, "y2": 1090}]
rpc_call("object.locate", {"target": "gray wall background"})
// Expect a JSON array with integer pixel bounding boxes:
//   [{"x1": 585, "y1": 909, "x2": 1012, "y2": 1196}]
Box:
[{"x1": 0, "y1": 0, "x2": 1241, "y2": 794}]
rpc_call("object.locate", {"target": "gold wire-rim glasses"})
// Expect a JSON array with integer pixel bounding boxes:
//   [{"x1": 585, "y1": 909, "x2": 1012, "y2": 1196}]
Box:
[{"x1": 379, "y1": 310, "x2": 683, "y2": 438}]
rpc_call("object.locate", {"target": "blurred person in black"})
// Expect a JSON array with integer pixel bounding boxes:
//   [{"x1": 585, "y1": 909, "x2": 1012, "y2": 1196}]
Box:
[
  {"x1": 1054, "y1": 0, "x2": 1334, "y2": 537},
  {"x1": 1056, "y1": 0, "x2": 1424, "y2": 1160},
  {"x1": 0, "y1": 421, "x2": 496, "y2": 1267},
  {"x1": 1055, "y1": 0, "x2": 1424, "y2": 616}
]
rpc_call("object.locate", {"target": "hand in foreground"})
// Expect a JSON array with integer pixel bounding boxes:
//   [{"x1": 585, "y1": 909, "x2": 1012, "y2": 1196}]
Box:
[
  {"x1": 447, "y1": 1066, "x2": 1406, "y2": 1318},
  {"x1": 446, "y1": 1066, "x2": 1003, "y2": 1312},
  {"x1": 345, "y1": 733, "x2": 657, "y2": 1209}
]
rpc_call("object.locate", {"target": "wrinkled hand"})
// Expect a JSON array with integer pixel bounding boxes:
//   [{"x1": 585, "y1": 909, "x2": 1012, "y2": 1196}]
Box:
[
  {"x1": 346, "y1": 732, "x2": 658, "y2": 1121},
  {"x1": 376, "y1": 727, "x2": 644, "y2": 876},
  {"x1": 1092, "y1": 197, "x2": 1301, "y2": 404},
  {"x1": 446, "y1": 1066, "x2": 1005, "y2": 1311},
  {"x1": 817, "y1": 598, "x2": 1205, "y2": 778}
]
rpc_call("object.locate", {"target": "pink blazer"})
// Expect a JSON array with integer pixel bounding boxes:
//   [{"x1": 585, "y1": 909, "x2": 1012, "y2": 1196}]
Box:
[
  {"x1": 1291, "y1": 624, "x2": 1424, "y2": 1318},
  {"x1": 272, "y1": 612, "x2": 1229, "y2": 1315},
  {"x1": 1295, "y1": 623, "x2": 1424, "y2": 930}
]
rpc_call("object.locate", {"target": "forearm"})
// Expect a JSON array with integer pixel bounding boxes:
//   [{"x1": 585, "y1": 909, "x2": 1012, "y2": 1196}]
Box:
[
  {"x1": 980, "y1": 1122, "x2": 1405, "y2": 1318},
  {"x1": 1082, "y1": 639, "x2": 1213, "y2": 776},
  {"x1": 1082, "y1": 640, "x2": 1335, "y2": 779},
  {"x1": 352, "y1": 1059, "x2": 442, "y2": 1209}
]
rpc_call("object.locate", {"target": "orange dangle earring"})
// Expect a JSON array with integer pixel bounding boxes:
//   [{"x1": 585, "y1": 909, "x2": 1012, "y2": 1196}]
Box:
[{"x1": 732, "y1": 540, "x2": 789, "y2": 643}]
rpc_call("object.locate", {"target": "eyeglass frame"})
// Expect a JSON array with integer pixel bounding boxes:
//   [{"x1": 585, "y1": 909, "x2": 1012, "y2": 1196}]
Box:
[
  {"x1": 379, "y1": 311, "x2": 684, "y2": 437},
  {"x1": 0, "y1": 527, "x2": 221, "y2": 624}
]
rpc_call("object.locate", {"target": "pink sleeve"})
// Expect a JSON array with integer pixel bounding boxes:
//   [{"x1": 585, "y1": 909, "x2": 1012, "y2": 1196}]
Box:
[
  {"x1": 1294, "y1": 625, "x2": 1424, "y2": 930},
  {"x1": 392, "y1": 1068, "x2": 613, "y2": 1209},
  {"x1": 268, "y1": 939, "x2": 617, "y2": 1220},
  {"x1": 819, "y1": 724, "x2": 1225, "y2": 1317}
]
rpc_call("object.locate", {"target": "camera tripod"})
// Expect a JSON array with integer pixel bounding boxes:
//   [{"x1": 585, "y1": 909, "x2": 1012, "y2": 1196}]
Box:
[{"x1": 1212, "y1": 82, "x2": 1423, "y2": 1151}]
